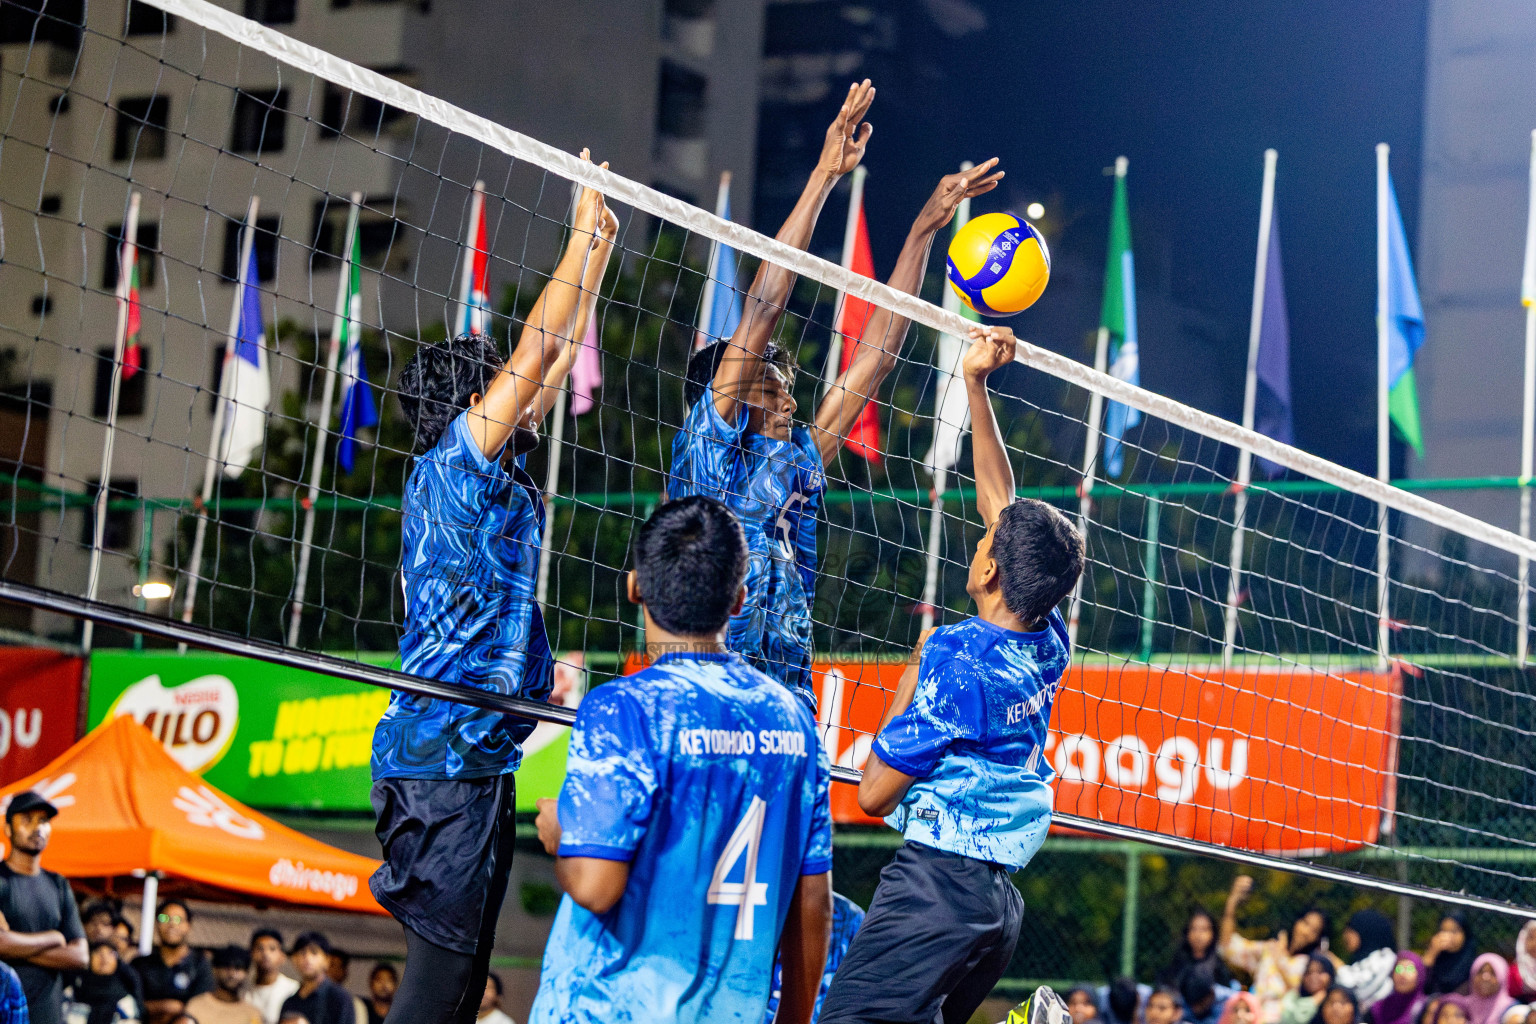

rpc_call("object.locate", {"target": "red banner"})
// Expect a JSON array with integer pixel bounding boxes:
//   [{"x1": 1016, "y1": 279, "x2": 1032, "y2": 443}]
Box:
[
  {"x1": 0, "y1": 648, "x2": 83, "y2": 788},
  {"x1": 811, "y1": 659, "x2": 1400, "y2": 854}
]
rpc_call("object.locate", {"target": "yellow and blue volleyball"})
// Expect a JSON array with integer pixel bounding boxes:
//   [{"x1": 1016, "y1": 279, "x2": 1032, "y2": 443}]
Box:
[{"x1": 945, "y1": 212, "x2": 1051, "y2": 317}]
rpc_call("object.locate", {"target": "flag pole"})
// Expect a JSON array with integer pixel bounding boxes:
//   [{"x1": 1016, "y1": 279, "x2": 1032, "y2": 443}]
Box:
[
  {"x1": 81, "y1": 190, "x2": 142, "y2": 654},
  {"x1": 1519, "y1": 130, "x2": 1536, "y2": 666},
  {"x1": 1376, "y1": 143, "x2": 1391, "y2": 670},
  {"x1": 822, "y1": 165, "x2": 867, "y2": 395},
  {"x1": 919, "y1": 162, "x2": 972, "y2": 633},
  {"x1": 180, "y1": 196, "x2": 260, "y2": 646},
  {"x1": 456, "y1": 182, "x2": 485, "y2": 336},
  {"x1": 1222, "y1": 148, "x2": 1278, "y2": 668},
  {"x1": 287, "y1": 193, "x2": 362, "y2": 647},
  {"x1": 1068, "y1": 155, "x2": 1127, "y2": 652},
  {"x1": 696, "y1": 171, "x2": 731, "y2": 347}
]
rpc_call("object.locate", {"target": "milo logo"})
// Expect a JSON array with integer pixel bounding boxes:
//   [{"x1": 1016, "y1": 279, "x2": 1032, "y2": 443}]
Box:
[{"x1": 107, "y1": 674, "x2": 239, "y2": 773}]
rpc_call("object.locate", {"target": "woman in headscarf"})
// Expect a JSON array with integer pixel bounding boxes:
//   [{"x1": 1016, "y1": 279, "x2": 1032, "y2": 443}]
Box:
[
  {"x1": 1424, "y1": 913, "x2": 1479, "y2": 996},
  {"x1": 1162, "y1": 909, "x2": 1236, "y2": 989},
  {"x1": 1315, "y1": 986, "x2": 1362, "y2": 1024},
  {"x1": 1372, "y1": 953, "x2": 1429, "y2": 1024},
  {"x1": 1335, "y1": 910, "x2": 1398, "y2": 1011},
  {"x1": 1510, "y1": 921, "x2": 1536, "y2": 1001},
  {"x1": 1282, "y1": 956, "x2": 1340, "y2": 1024},
  {"x1": 1220, "y1": 875, "x2": 1332, "y2": 1024},
  {"x1": 1463, "y1": 955, "x2": 1517, "y2": 1024},
  {"x1": 1222, "y1": 993, "x2": 1267, "y2": 1024}
]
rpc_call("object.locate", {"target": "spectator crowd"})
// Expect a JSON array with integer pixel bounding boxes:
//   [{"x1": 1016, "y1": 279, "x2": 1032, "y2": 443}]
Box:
[{"x1": 1063, "y1": 876, "x2": 1536, "y2": 1024}]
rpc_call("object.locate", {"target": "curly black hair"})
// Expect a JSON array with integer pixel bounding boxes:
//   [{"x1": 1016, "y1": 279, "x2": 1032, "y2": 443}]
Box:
[
  {"x1": 397, "y1": 333, "x2": 505, "y2": 453},
  {"x1": 992, "y1": 498, "x2": 1085, "y2": 626},
  {"x1": 683, "y1": 340, "x2": 793, "y2": 411}
]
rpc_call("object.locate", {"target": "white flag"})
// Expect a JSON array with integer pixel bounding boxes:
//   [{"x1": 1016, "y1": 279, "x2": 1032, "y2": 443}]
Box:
[{"x1": 925, "y1": 194, "x2": 978, "y2": 476}]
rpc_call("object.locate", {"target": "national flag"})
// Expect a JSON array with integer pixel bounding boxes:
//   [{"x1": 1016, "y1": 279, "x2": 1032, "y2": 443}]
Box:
[
  {"x1": 1254, "y1": 210, "x2": 1293, "y2": 477},
  {"x1": 1101, "y1": 164, "x2": 1141, "y2": 478},
  {"x1": 457, "y1": 185, "x2": 491, "y2": 337},
  {"x1": 218, "y1": 243, "x2": 270, "y2": 478},
  {"x1": 118, "y1": 238, "x2": 142, "y2": 380},
  {"x1": 832, "y1": 191, "x2": 882, "y2": 464},
  {"x1": 1385, "y1": 177, "x2": 1425, "y2": 458},
  {"x1": 695, "y1": 172, "x2": 743, "y2": 349},
  {"x1": 925, "y1": 193, "x2": 980, "y2": 477},
  {"x1": 336, "y1": 227, "x2": 377, "y2": 473},
  {"x1": 570, "y1": 310, "x2": 602, "y2": 415}
]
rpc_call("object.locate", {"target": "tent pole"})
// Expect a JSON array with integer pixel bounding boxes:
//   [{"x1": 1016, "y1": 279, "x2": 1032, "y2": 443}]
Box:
[{"x1": 138, "y1": 872, "x2": 159, "y2": 957}]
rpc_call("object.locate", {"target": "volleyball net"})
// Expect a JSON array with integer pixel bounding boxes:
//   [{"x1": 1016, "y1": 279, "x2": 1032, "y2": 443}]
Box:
[{"x1": 0, "y1": 0, "x2": 1532, "y2": 914}]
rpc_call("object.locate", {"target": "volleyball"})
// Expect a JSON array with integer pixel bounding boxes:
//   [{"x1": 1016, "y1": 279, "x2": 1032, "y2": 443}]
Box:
[{"x1": 945, "y1": 212, "x2": 1052, "y2": 316}]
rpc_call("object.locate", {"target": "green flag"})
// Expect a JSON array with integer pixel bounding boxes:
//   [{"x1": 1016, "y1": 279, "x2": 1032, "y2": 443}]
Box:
[{"x1": 1101, "y1": 158, "x2": 1140, "y2": 477}]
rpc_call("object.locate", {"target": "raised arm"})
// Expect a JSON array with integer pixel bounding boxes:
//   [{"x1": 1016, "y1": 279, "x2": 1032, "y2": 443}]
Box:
[
  {"x1": 464, "y1": 152, "x2": 610, "y2": 459},
  {"x1": 963, "y1": 325, "x2": 1017, "y2": 525},
  {"x1": 857, "y1": 627, "x2": 933, "y2": 817},
  {"x1": 710, "y1": 81, "x2": 875, "y2": 423},
  {"x1": 812, "y1": 159, "x2": 1003, "y2": 463},
  {"x1": 777, "y1": 871, "x2": 832, "y2": 1024},
  {"x1": 527, "y1": 197, "x2": 619, "y2": 425}
]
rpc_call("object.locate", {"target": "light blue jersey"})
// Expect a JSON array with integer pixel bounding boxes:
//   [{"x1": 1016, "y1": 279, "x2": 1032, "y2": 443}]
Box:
[
  {"x1": 666, "y1": 396, "x2": 825, "y2": 707},
  {"x1": 530, "y1": 652, "x2": 833, "y2": 1024},
  {"x1": 873, "y1": 610, "x2": 1070, "y2": 870}
]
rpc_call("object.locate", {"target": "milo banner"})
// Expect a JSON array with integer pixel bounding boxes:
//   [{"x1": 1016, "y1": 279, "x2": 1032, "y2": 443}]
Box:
[{"x1": 87, "y1": 651, "x2": 585, "y2": 812}]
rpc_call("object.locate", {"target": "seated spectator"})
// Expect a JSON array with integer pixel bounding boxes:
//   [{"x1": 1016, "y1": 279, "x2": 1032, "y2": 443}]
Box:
[
  {"x1": 278, "y1": 934, "x2": 351, "y2": 1024},
  {"x1": 63, "y1": 942, "x2": 138, "y2": 1024},
  {"x1": 1069, "y1": 987, "x2": 1104, "y2": 1024},
  {"x1": 1221, "y1": 993, "x2": 1265, "y2": 1024},
  {"x1": 1148, "y1": 987, "x2": 1186, "y2": 1024},
  {"x1": 1282, "y1": 956, "x2": 1338, "y2": 1024},
  {"x1": 111, "y1": 920, "x2": 135, "y2": 966},
  {"x1": 133, "y1": 899, "x2": 213, "y2": 1024},
  {"x1": 1424, "y1": 914, "x2": 1477, "y2": 997},
  {"x1": 365, "y1": 963, "x2": 395, "y2": 1024},
  {"x1": 1182, "y1": 969, "x2": 1230, "y2": 1024},
  {"x1": 185, "y1": 946, "x2": 262, "y2": 1024},
  {"x1": 1464, "y1": 956, "x2": 1516, "y2": 1024},
  {"x1": 322, "y1": 950, "x2": 365, "y2": 1024},
  {"x1": 1511, "y1": 922, "x2": 1536, "y2": 1002},
  {"x1": 476, "y1": 973, "x2": 513, "y2": 1024},
  {"x1": 1336, "y1": 911, "x2": 1397, "y2": 1011},
  {"x1": 1316, "y1": 986, "x2": 1360, "y2": 1024},
  {"x1": 1372, "y1": 953, "x2": 1428, "y2": 1024},
  {"x1": 1437, "y1": 996, "x2": 1472, "y2": 1024},
  {"x1": 75, "y1": 903, "x2": 142, "y2": 1011},
  {"x1": 1220, "y1": 875, "x2": 1331, "y2": 1024},
  {"x1": 1103, "y1": 977, "x2": 1148, "y2": 1024},
  {"x1": 1419, "y1": 997, "x2": 1444, "y2": 1024},
  {"x1": 248, "y1": 930, "x2": 297, "y2": 1024},
  {"x1": 1501, "y1": 1008, "x2": 1533, "y2": 1024},
  {"x1": 1162, "y1": 910, "x2": 1235, "y2": 989}
]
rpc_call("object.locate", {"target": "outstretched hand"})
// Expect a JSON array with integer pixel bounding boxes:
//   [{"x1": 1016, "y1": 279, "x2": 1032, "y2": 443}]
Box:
[
  {"x1": 962, "y1": 324, "x2": 1016, "y2": 381},
  {"x1": 912, "y1": 158, "x2": 1004, "y2": 236},
  {"x1": 571, "y1": 148, "x2": 611, "y2": 244},
  {"x1": 818, "y1": 80, "x2": 875, "y2": 179}
]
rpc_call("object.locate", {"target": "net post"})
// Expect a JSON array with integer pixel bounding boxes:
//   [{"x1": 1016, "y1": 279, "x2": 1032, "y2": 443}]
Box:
[
  {"x1": 919, "y1": 469, "x2": 945, "y2": 634},
  {"x1": 1119, "y1": 846, "x2": 1141, "y2": 979},
  {"x1": 1376, "y1": 144, "x2": 1391, "y2": 670},
  {"x1": 289, "y1": 193, "x2": 363, "y2": 648},
  {"x1": 1518, "y1": 129, "x2": 1536, "y2": 666},
  {"x1": 133, "y1": 502, "x2": 153, "y2": 652},
  {"x1": 1137, "y1": 495, "x2": 1160, "y2": 663},
  {"x1": 1068, "y1": 323, "x2": 1110, "y2": 652}
]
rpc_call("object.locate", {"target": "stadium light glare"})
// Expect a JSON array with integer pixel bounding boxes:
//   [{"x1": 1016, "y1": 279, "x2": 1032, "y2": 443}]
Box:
[
  {"x1": 135, "y1": 582, "x2": 173, "y2": 600},
  {"x1": 1026, "y1": 201, "x2": 1046, "y2": 220}
]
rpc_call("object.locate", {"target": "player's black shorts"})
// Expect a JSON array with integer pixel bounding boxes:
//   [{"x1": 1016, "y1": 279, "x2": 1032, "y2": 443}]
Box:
[
  {"x1": 819, "y1": 840, "x2": 1024, "y2": 1024},
  {"x1": 369, "y1": 773, "x2": 517, "y2": 955}
]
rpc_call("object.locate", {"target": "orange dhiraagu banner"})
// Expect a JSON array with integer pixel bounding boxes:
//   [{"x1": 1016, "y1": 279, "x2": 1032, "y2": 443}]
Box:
[{"x1": 811, "y1": 660, "x2": 1401, "y2": 854}]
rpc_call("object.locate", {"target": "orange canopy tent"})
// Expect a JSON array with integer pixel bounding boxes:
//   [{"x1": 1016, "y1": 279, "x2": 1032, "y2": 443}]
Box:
[{"x1": 0, "y1": 716, "x2": 385, "y2": 937}]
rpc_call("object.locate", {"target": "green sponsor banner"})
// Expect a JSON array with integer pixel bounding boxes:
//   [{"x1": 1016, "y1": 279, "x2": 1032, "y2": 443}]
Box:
[{"x1": 86, "y1": 652, "x2": 573, "y2": 812}]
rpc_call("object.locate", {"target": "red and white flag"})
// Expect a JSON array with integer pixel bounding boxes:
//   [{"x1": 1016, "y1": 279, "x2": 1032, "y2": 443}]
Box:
[
  {"x1": 834, "y1": 196, "x2": 883, "y2": 464},
  {"x1": 118, "y1": 238, "x2": 142, "y2": 380}
]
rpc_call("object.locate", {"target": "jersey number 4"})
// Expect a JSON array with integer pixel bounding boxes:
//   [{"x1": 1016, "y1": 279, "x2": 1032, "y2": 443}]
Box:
[{"x1": 707, "y1": 796, "x2": 770, "y2": 940}]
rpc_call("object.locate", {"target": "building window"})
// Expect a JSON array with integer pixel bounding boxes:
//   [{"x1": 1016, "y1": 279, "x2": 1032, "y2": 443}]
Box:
[
  {"x1": 112, "y1": 95, "x2": 169, "y2": 162},
  {"x1": 312, "y1": 197, "x2": 408, "y2": 272},
  {"x1": 79, "y1": 478, "x2": 140, "y2": 550},
  {"x1": 318, "y1": 78, "x2": 408, "y2": 139},
  {"x1": 48, "y1": 93, "x2": 70, "y2": 115},
  {"x1": 0, "y1": 0, "x2": 83, "y2": 49},
  {"x1": 124, "y1": 0, "x2": 175, "y2": 35},
  {"x1": 92, "y1": 350, "x2": 149, "y2": 418},
  {"x1": 221, "y1": 215, "x2": 281, "y2": 282},
  {"x1": 30, "y1": 295, "x2": 52, "y2": 316},
  {"x1": 656, "y1": 60, "x2": 707, "y2": 139},
  {"x1": 243, "y1": 0, "x2": 296, "y2": 23},
  {"x1": 40, "y1": 195, "x2": 62, "y2": 215},
  {"x1": 230, "y1": 88, "x2": 289, "y2": 154},
  {"x1": 103, "y1": 221, "x2": 160, "y2": 290}
]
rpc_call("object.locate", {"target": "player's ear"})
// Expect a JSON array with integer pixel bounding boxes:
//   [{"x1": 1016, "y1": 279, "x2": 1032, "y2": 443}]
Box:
[
  {"x1": 730, "y1": 584, "x2": 746, "y2": 617},
  {"x1": 468, "y1": 392, "x2": 483, "y2": 408},
  {"x1": 625, "y1": 570, "x2": 642, "y2": 606},
  {"x1": 978, "y1": 556, "x2": 998, "y2": 589}
]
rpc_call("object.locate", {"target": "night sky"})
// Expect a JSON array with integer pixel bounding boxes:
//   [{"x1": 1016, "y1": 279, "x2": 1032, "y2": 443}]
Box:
[{"x1": 784, "y1": 0, "x2": 1431, "y2": 477}]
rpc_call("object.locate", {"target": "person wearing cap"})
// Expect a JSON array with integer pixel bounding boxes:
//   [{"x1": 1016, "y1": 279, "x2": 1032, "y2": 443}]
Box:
[
  {"x1": 0, "y1": 790, "x2": 87, "y2": 1024},
  {"x1": 279, "y1": 933, "x2": 352, "y2": 1024}
]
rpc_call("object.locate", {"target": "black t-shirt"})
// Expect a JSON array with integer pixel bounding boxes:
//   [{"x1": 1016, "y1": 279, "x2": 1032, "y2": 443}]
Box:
[
  {"x1": 131, "y1": 947, "x2": 213, "y2": 1004},
  {"x1": 281, "y1": 979, "x2": 354, "y2": 1024},
  {"x1": 0, "y1": 862, "x2": 85, "y2": 1024}
]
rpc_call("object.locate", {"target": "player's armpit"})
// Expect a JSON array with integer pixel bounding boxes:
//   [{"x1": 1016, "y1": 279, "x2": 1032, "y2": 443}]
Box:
[
  {"x1": 555, "y1": 856, "x2": 630, "y2": 915},
  {"x1": 857, "y1": 749, "x2": 918, "y2": 818},
  {"x1": 777, "y1": 871, "x2": 832, "y2": 1024}
]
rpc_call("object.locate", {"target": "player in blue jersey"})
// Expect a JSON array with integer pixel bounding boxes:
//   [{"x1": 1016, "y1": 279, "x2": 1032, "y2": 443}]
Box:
[
  {"x1": 529, "y1": 496, "x2": 834, "y2": 1024},
  {"x1": 818, "y1": 325, "x2": 1086, "y2": 1024},
  {"x1": 669, "y1": 78, "x2": 1005, "y2": 710},
  {"x1": 371, "y1": 158, "x2": 618, "y2": 1024},
  {"x1": 762, "y1": 892, "x2": 865, "y2": 1024}
]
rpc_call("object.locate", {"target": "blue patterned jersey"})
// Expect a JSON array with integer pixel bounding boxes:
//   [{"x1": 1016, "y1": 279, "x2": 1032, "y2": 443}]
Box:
[
  {"x1": 530, "y1": 652, "x2": 834, "y2": 1024},
  {"x1": 761, "y1": 892, "x2": 865, "y2": 1024},
  {"x1": 873, "y1": 609, "x2": 1070, "y2": 870},
  {"x1": 372, "y1": 411, "x2": 554, "y2": 781},
  {"x1": 666, "y1": 397, "x2": 825, "y2": 704}
]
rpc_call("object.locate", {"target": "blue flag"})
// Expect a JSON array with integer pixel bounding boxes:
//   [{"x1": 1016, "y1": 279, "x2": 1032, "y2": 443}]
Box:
[
  {"x1": 1254, "y1": 212, "x2": 1293, "y2": 477},
  {"x1": 337, "y1": 229, "x2": 377, "y2": 473},
  {"x1": 219, "y1": 242, "x2": 270, "y2": 478},
  {"x1": 1385, "y1": 178, "x2": 1425, "y2": 457},
  {"x1": 696, "y1": 178, "x2": 743, "y2": 347}
]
